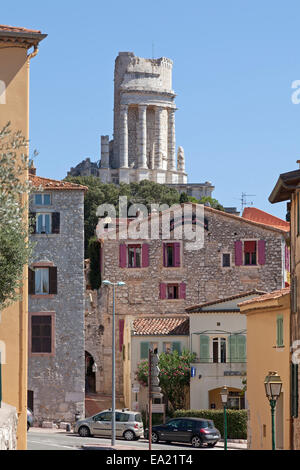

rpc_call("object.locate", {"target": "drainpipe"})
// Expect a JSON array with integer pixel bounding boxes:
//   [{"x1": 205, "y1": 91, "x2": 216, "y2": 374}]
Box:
[{"x1": 27, "y1": 45, "x2": 39, "y2": 61}]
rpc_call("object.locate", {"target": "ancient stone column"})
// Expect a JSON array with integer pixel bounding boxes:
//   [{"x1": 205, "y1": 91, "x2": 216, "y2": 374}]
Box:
[
  {"x1": 119, "y1": 105, "x2": 128, "y2": 168},
  {"x1": 154, "y1": 106, "x2": 164, "y2": 169},
  {"x1": 168, "y1": 108, "x2": 176, "y2": 170},
  {"x1": 101, "y1": 135, "x2": 110, "y2": 168},
  {"x1": 138, "y1": 104, "x2": 148, "y2": 168}
]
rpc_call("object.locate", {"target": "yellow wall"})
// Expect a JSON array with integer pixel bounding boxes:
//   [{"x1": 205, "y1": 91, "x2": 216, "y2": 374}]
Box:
[
  {"x1": 242, "y1": 294, "x2": 290, "y2": 450},
  {"x1": 0, "y1": 43, "x2": 31, "y2": 450}
]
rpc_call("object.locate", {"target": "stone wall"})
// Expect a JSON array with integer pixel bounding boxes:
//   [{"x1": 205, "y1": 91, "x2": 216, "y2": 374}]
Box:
[
  {"x1": 0, "y1": 403, "x2": 18, "y2": 450},
  {"x1": 28, "y1": 189, "x2": 85, "y2": 424}
]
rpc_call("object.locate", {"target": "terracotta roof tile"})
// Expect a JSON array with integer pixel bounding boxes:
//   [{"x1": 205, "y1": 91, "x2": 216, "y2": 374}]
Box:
[
  {"x1": 0, "y1": 25, "x2": 42, "y2": 34},
  {"x1": 242, "y1": 207, "x2": 290, "y2": 232},
  {"x1": 185, "y1": 290, "x2": 266, "y2": 312},
  {"x1": 132, "y1": 317, "x2": 189, "y2": 336},
  {"x1": 238, "y1": 287, "x2": 290, "y2": 307},
  {"x1": 29, "y1": 174, "x2": 88, "y2": 191}
]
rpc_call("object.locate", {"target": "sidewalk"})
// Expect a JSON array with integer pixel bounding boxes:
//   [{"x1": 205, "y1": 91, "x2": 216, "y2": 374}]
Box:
[{"x1": 215, "y1": 439, "x2": 247, "y2": 450}]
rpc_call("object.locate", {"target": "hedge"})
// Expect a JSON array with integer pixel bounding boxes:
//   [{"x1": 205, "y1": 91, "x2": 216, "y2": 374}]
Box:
[{"x1": 173, "y1": 409, "x2": 247, "y2": 439}]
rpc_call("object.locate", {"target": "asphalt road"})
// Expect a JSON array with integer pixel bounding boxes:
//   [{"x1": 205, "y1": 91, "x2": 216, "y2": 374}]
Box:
[{"x1": 27, "y1": 428, "x2": 226, "y2": 451}]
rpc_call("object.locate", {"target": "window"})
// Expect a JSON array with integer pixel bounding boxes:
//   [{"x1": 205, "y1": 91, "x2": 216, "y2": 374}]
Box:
[
  {"x1": 34, "y1": 193, "x2": 51, "y2": 206},
  {"x1": 116, "y1": 412, "x2": 129, "y2": 422},
  {"x1": 128, "y1": 245, "x2": 141, "y2": 268},
  {"x1": 227, "y1": 392, "x2": 245, "y2": 410},
  {"x1": 276, "y1": 315, "x2": 284, "y2": 347},
  {"x1": 163, "y1": 342, "x2": 181, "y2": 354},
  {"x1": 29, "y1": 267, "x2": 57, "y2": 295},
  {"x1": 163, "y1": 342, "x2": 172, "y2": 353},
  {"x1": 167, "y1": 284, "x2": 179, "y2": 299},
  {"x1": 213, "y1": 337, "x2": 226, "y2": 363},
  {"x1": 36, "y1": 213, "x2": 52, "y2": 234},
  {"x1": 229, "y1": 335, "x2": 246, "y2": 363},
  {"x1": 244, "y1": 241, "x2": 257, "y2": 265},
  {"x1": 140, "y1": 342, "x2": 158, "y2": 359},
  {"x1": 31, "y1": 212, "x2": 60, "y2": 234},
  {"x1": 222, "y1": 253, "x2": 231, "y2": 267},
  {"x1": 31, "y1": 314, "x2": 52, "y2": 354},
  {"x1": 163, "y1": 242, "x2": 180, "y2": 267}
]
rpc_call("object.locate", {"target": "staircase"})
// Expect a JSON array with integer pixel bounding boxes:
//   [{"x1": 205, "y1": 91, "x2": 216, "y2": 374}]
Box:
[{"x1": 85, "y1": 393, "x2": 126, "y2": 417}]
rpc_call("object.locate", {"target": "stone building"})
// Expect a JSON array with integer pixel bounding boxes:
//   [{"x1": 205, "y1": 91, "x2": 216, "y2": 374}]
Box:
[
  {"x1": 85, "y1": 204, "x2": 289, "y2": 402},
  {"x1": 68, "y1": 52, "x2": 214, "y2": 200},
  {"x1": 27, "y1": 169, "x2": 87, "y2": 424}
]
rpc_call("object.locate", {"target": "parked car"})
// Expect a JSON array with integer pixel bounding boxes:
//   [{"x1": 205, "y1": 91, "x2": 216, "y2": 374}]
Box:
[
  {"x1": 27, "y1": 408, "x2": 34, "y2": 431},
  {"x1": 147, "y1": 417, "x2": 221, "y2": 448},
  {"x1": 74, "y1": 409, "x2": 144, "y2": 441}
]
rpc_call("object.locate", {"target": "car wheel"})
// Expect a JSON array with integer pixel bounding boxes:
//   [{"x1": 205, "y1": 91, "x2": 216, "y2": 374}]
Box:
[
  {"x1": 151, "y1": 431, "x2": 159, "y2": 444},
  {"x1": 78, "y1": 426, "x2": 91, "y2": 437},
  {"x1": 124, "y1": 430, "x2": 135, "y2": 441},
  {"x1": 191, "y1": 435, "x2": 203, "y2": 448},
  {"x1": 207, "y1": 442, "x2": 217, "y2": 448}
]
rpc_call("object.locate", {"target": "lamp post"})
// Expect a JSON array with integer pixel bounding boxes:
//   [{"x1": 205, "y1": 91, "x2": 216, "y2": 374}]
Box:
[
  {"x1": 102, "y1": 279, "x2": 126, "y2": 446},
  {"x1": 264, "y1": 371, "x2": 282, "y2": 450},
  {"x1": 220, "y1": 386, "x2": 228, "y2": 450}
]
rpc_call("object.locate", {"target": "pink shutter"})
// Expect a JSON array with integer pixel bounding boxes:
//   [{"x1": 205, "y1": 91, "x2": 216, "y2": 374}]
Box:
[
  {"x1": 234, "y1": 241, "x2": 243, "y2": 266},
  {"x1": 174, "y1": 242, "x2": 181, "y2": 267},
  {"x1": 258, "y1": 240, "x2": 266, "y2": 265},
  {"x1": 142, "y1": 243, "x2": 149, "y2": 267},
  {"x1": 179, "y1": 282, "x2": 186, "y2": 299},
  {"x1": 119, "y1": 244, "x2": 127, "y2": 268},
  {"x1": 163, "y1": 243, "x2": 167, "y2": 267},
  {"x1": 160, "y1": 283, "x2": 166, "y2": 299},
  {"x1": 119, "y1": 319, "x2": 125, "y2": 352}
]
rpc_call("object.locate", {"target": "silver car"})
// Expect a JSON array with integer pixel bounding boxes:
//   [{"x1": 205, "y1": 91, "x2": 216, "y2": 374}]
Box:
[{"x1": 74, "y1": 409, "x2": 144, "y2": 441}]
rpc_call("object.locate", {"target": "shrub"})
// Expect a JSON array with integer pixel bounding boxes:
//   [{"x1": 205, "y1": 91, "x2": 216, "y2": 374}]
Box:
[{"x1": 173, "y1": 409, "x2": 247, "y2": 439}]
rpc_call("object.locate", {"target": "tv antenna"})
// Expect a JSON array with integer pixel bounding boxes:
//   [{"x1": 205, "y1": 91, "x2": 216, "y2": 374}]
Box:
[{"x1": 240, "y1": 192, "x2": 256, "y2": 212}]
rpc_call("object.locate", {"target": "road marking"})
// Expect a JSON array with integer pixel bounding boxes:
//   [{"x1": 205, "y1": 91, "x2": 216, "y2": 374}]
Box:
[{"x1": 28, "y1": 440, "x2": 79, "y2": 450}]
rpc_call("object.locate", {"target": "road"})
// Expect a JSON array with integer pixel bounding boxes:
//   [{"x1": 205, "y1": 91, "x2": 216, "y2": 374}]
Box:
[{"x1": 27, "y1": 428, "x2": 231, "y2": 451}]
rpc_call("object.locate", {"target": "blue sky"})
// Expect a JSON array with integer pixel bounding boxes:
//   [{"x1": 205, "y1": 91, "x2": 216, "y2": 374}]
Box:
[{"x1": 2, "y1": 0, "x2": 300, "y2": 219}]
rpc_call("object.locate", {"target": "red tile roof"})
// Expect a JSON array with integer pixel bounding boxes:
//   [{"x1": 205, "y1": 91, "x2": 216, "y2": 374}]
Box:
[
  {"x1": 29, "y1": 174, "x2": 88, "y2": 191},
  {"x1": 242, "y1": 207, "x2": 290, "y2": 232},
  {"x1": 132, "y1": 316, "x2": 189, "y2": 336},
  {"x1": 238, "y1": 287, "x2": 290, "y2": 307},
  {"x1": 185, "y1": 290, "x2": 266, "y2": 312},
  {"x1": 0, "y1": 25, "x2": 42, "y2": 34}
]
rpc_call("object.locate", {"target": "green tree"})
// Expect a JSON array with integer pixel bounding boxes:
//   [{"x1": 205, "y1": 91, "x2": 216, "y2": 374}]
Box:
[
  {"x1": 199, "y1": 196, "x2": 225, "y2": 211},
  {"x1": 0, "y1": 123, "x2": 33, "y2": 310},
  {"x1": 136, "y1": 349, "x2": 196, "y2": 411}
]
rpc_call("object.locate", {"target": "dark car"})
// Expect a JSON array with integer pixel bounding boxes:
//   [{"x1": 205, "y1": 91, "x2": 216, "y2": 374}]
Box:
[
  {"x1": 27, "y1": 408, "x2": 34, "y2": 431},
  {"x1": 148, "y1": 417, "x2": 221, "y2": 448}
]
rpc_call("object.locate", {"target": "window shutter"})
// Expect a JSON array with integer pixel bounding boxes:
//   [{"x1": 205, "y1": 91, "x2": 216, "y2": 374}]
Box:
[
  {"x1": 234, "y1": 241, "x2": 243, "y2": 266},
  {"x1": 174, "y1": 242, "x2": 181, "y2": 267},
  {"x1": 258, "y1": 240, "x2": 266, "y2": 265},
  {"x1": 29, "y1": 212, "x2": 36, "y2": 234},
  {"x1": 172, "y1": 342, "x2": 181, "y2": 355},
  {"x1": 28, "y1": 268, "x2": 35, "y2": 295},
  {"x1": 49, "y1": 267, "x2": 57, "y2": 294},
  {"x1": 159, "y1": 283, "x2": 166, "y2": 299},
  {"x1": 140, "y1": 342, "x2": 149, "y2": 359},
  {"x1": 236, "y1": 335, "x2": 246, "y2": 362},
  {"x1": 276, "y1": 315, "x2": 284, "y2": 347},
  {"x1": 199, "y1": 335, "x2": 210, "y2": 363},
  {"x1": 119, "y1": 319, "x2": 125, "y2": 352},
  {"x1": 119, "y1": 244, "x2": 127, "y2": 268},
  {"x1": 179, "y1": 282, "x2": 186, "y2": 299},
  {"x1": 229, "y1": 335, "x2": 238, "y2": 363},
  {"x1": 142, "y1": 243, "x2": 149, "y2": 268},
  {"x1": 163, "y1": 243, "x2": 167, "y2": 267},
  {"x1": 52, "y1": 212, "x2": 60, "y2": 234},
  {"x1": 291, "y1": 363, "x2": 299, "y2": 418}
]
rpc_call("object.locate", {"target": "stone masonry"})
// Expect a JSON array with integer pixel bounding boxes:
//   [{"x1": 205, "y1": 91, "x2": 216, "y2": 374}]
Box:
[
  {"x1": 28, "y1": 175, "x2": 86, "y2": 424},
  {"x1": 88, "y1": 204, "x2": 288, "y2": 399}
]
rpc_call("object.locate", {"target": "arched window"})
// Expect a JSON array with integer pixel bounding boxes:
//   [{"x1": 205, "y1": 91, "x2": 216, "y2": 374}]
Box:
[{"x1": 0, "y1": 81, "x2": 6, "y2": 104}]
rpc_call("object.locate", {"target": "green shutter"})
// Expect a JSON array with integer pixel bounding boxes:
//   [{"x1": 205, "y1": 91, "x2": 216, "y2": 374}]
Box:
[
  {"x1": 172, "y1": 342, "x2": 181, "y2": 355},
  {"x1": 236, "y1": 335, "x2": 246, "y2": 363},
  {"x1": 277, "y1": 315, "x2": 284, "y2": 347},
  {"x1": 291, "y1": 363, "x2": 299, "y2": 418},
  {"x1": 229, "y1": 335, "x2": 238, "y2": 363},
  {"x1": 140, "y1": 342, "x2": 149, "y2": 359},
  {"x1": 199, "y1": 335, "x2": 210, "y2": 363}
]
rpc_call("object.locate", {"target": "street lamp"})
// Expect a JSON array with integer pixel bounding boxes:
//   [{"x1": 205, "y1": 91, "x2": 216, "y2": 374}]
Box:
[
  {"x1": 102, "y1": 279, "x2": 126, "y2": 446},
  {"x1": 220, "y1": 386, "x2": 228, "y2": 450},
  {"x1": 264, "y1": 371, "x2": 282, "y2": 450}
]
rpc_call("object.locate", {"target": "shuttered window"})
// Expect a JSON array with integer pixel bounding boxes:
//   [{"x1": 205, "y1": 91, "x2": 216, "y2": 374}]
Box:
[
  {"x1": 291, "y1": 363, "x2": 298, "y2": 418},
  {"x1": 29, "y1": 267, "x2": 57, "y2": 295},
  {"x1": 163, "y1": 242, "x2": 181, "y2": 267},
  {"x1": 229, "y1": 335, "x2": 246, "y2": 363},
  {"x1": 172, "y1": 342, "x2": 181, "y2": 354},
  {"x1": 276, "y1": 315, "x2": 284, "y2": 347},
  {"x1": 31, "y1": 315, "x2": 52, "y2": 353},
  {"x1": 140, "y1": 342, "x2": 149, "y2": 359}
]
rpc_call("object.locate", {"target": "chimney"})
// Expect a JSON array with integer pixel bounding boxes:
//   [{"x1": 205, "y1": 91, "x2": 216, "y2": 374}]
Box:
[{"x1": 29, "y1": 160, "x2": 36, "y2": 176}]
